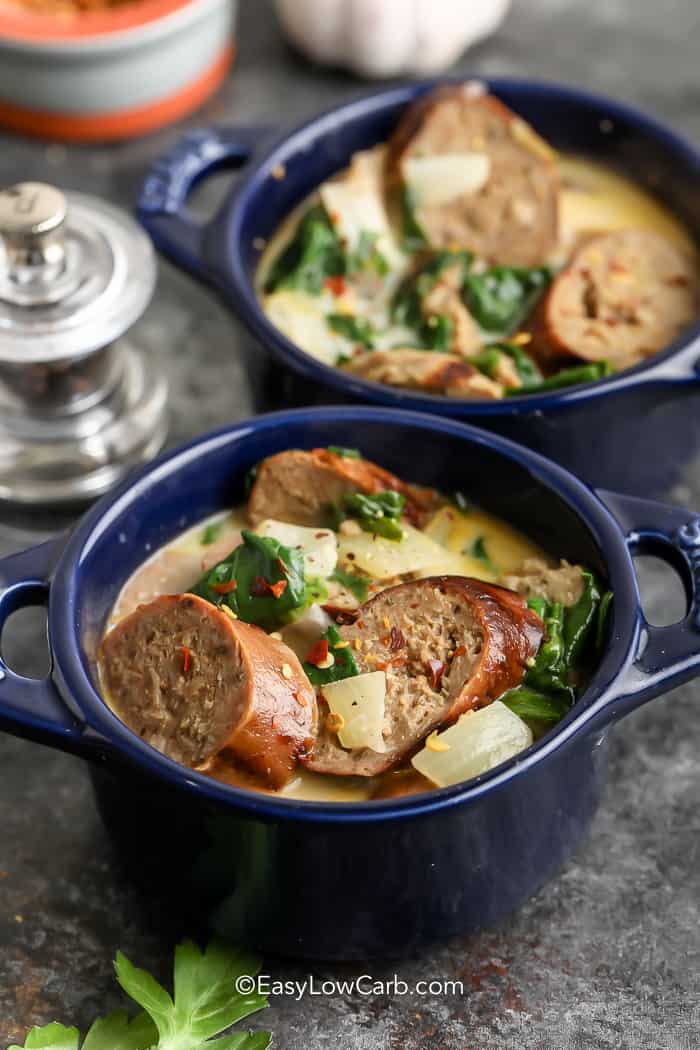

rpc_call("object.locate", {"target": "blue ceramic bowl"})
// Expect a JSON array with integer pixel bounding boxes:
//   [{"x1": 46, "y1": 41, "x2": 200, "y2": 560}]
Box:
[
  {"x1": 1, "y1": 406, "x2": 699, "y2": 959},
  {"x1": 138, "y1": 78, "x2": 700, "y2": 497}
]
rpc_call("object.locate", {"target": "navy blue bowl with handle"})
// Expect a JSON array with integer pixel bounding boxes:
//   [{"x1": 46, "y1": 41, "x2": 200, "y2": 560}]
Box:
[
  {"x1": 137, "y1": 79, "x2": 700, "y2": 497},
  {"x1": 1, "y1": 406, "x2": 700, "y2": 959}
]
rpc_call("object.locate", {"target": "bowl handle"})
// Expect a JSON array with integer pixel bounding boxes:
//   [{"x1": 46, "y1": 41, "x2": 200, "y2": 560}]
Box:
[
  {"x1": 596, "y1": 489, "x2": 700, "y2": 715},
  {"x1": 0, "y1": 541, "x2": 85, "y2": 754},
  {"x1": 137, "y1": 125, "x2": 275, "y2": 284}
]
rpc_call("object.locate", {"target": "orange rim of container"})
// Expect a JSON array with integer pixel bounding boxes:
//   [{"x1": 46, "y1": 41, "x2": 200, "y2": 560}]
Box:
[
  {"x1": 0, "y1": 0, "x2": 202, "y2": 42},
  {"x1": 0, "y1": 43, "x2": 233, "y2": 140}
]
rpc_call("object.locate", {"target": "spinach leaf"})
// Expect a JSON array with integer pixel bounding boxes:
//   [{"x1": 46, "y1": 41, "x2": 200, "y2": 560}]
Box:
[
  {"x1": 303, "y1": 625, "x2": 359, "y2": 686},
  {"x1": 200, "y1": 520, "x2": 226, "y2": 546},
  {"x1": 243, "y1": 462, "x2": 259, "y2": 497},
  {"x1": 191, "y1": 530, "x2": 306, "y2": 630},
  {"x1": 501, "y1": 685, "x2": 571, "y2": 726},
  {"x1": 327, "y1": 313, "x2": 375, "y2": 348},
  {"x1": 343, "y1": 490, "x2": 406, "y2": 541},
  {"x1": 466, "y1": 535, "x2": 499, "y2": 576},
  {"x1": 391, "y1": 250, "x2": 471, "y2": 335},
  {"x1": 507, "y1": 360, "x2": 615, "y2": 395},
  {"x1": 330, "y1": 566, "x2": 369, "y2": 603},
  {"x1": 400, "y1": 186, "x2": 428, "y2": 252},
  {"x1": 563, "y1": 570, "x2": 603, "y2": 666},
  {"x1": 326, "y1": 446, "x2": 362, "y2": 459},
  {"x1": 347, "y1": 230, "x2": 390, "y2": 276},
  {"x1": 595, "y1": 590, "x2": 613, "y2": 655},
  {"x1": 422, "y1": 314, "x2": 453, "y2": 351},
  {"x1": 264, "y1": 204, "x2": 345, "y2": 295},
  {"x1": 463, "y1": 265, "x2": 552, "y2": 334}
]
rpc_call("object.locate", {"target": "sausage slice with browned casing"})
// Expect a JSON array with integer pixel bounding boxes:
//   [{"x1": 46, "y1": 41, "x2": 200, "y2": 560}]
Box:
[
  {"x1": 247, "y1": 448, "x2": 440, "y2": 529},
  {"x1": 99, "y1": 593, "x2": 317, "y2": 788},
  {"x1": 386, "y1": 83, "x2": 559, "y2": 266},
  {"x1": 303, "y1": 576, "x2": 543, "y2": 777},
  {"x1": 530, "y1": 229, "x2": 698, "y2": 370},
  {"x1": 341, "y1": 348, "x2": 503, "y2": 398}
]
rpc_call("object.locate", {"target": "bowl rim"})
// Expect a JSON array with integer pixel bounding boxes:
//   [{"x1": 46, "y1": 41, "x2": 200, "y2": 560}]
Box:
[
  {"x1": 0, "y1": 0, "x2": 224, "y2": 47},
  {"x1": 50, "y1": 405, "x2": 640, "y2": 824},
  {"x1": 216, "y1": 76, "x2": 700, "y2": 417}
]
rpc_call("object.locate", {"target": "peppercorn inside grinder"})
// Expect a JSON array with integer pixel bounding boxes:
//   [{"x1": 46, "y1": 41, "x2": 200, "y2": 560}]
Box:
[{"x1": 0, "y1": 181, "x2": 167, "y2": 504}]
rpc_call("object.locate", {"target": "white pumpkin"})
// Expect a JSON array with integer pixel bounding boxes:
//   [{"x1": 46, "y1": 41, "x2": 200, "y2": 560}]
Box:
[{"x1": 274, "y1": 0, "x2": 511, "y2": 79}]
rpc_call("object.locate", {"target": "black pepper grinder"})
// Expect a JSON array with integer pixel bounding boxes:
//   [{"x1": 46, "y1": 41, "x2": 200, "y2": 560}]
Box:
[{"x1": 0, "y1": 181, "x2": 167, "y2": 504}]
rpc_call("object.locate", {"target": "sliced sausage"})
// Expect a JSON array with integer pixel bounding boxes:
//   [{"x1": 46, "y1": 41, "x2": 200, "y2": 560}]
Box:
[
  {"x1": 98, "y1": 593, "x2": 316, "y2": 788},
  {"x1": 302, "y1": 575, "x2": 543, "y2": 777},
  {"x1": 420, "y1": 263, "x2": 483, "y2": 356},
  {"x1": 386, "y1": 83, "x2": 559, "y2": 266},
  {"x1": 501, "y1": 558, "x2": 584, "y2": 607},
  {"x1": 247, "y1": 448, "x2": 440, "y2": 529},
  {"x1": 341, "y1": 348, "x2": 503, "y2": 398},
  {"x1": 530, "y1": 230, "x2": 698, "y2": 369}
]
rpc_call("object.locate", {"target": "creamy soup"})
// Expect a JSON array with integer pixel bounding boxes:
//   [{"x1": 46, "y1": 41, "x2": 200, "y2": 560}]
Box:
[
  {"x1": 99, "y1": 447, "x2": 611, "y2": 802},
  {"x1": 255, "y1": 85, "x2": 697, "y2": 398}
]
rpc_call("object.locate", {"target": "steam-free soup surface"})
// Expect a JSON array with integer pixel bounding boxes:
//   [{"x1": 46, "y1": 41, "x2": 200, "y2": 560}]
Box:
[
  {"x1": 255, "y1": 84, "x2": 697, "y2": 399},
  {"x1": 106, "y1": 501, "x2": 542, "y2": 801}
]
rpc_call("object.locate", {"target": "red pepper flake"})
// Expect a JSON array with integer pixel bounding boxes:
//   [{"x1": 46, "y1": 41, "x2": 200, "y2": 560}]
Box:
[
  {"x1": 387, "y1": 626, "x2": 406, "y2": 652},
  {"x1": 453, "y1": 645, "x2": 467, "y2": 658},
  {"x1": 251, "y1": 575, "x2": 287, "y2": 599},
  {"x1": 357, "y1": 619, "x2": 365, "y2": 630},
  {"x1": 294, "y1": 690, "x2": 308, "y2": 707},
  {"x1": 425, "y1": 659, "x2": 445, "y2": 690},
  {"x1": 179, "y1": 646, "x2": 193, "y2": 674},
  {"x1": 305, "y1": 638, "x2": 329, "y2": 667},
  {"x1": 211, "y1": 579, "x2": 237, "y2": 594},
  {"x1": 377, "y1": 655, "x2": 407, "y2": 672},
  {"x1": 668, "y1": 274, "x2": 690, "y2": 287},
  {"x1": 324, "y1": 275, "x2": 346, "y2": 296}
]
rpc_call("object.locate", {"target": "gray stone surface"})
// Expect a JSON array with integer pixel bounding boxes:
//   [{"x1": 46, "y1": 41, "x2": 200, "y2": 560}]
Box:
[{"x1": 1, "y1": 1, "x2": 700, "y2": 1047}]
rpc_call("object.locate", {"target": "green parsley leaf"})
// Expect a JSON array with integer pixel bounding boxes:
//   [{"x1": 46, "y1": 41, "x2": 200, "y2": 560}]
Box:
[
  {"x1": 82, "y1": 1011, "x2": 157, "y2": 1050},
  {"x1": 10, "y1": 942, "x2": 271, "y2": 1050},
  {"x1": 9, "y1": 1024, "x2": 80, "y2": 1050},
  {"x1": 115, "y1": 940, "x2": 269, "y2": 1050}
]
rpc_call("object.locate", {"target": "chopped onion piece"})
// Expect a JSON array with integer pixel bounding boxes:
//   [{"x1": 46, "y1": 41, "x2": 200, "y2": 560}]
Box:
[
  {"x1": 404, "y1": 152, "x2": 491, "y2": 207},
  {"x1": 255, "y1": 519, "x2": 338, "y2": 578},
  {"x1": 411, "y1": 701, "x2": 533, "y2": 787},
  {"x1": 337, "y1": 522, "x2": 484, "y2": 580},
  {"x1": 322, "y1": 671, "x2": 387, "y2": 753}
]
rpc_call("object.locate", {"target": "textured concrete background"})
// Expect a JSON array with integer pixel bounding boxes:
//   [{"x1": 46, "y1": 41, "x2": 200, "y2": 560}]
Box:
[{"x1": 1, "y1": 1, "x2": 700, "y2": 1047}]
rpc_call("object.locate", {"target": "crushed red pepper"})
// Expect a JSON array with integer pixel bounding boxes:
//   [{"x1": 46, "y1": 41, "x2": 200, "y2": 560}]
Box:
[
  {"x1": 250, "y1": 575, "x2": 288, "y2": 599},
  {"x1": 305, "y1": 638, "x2": 329, "y2": 667},
  {"x1": 324, "y1": 275, "x2": 346, "y2": 296},
  {"x1": 211, "y1": 580, "x2": 237, "y2": 595},
  {"x1": 387, "y1": 626, "x2": 406, "y2": 652},
  {"x1": 425, "y1": 658, "x2": 445, "y2": 690},
  {"x1": 179, "y1": 645, "x2": 193, "y2": 674}
]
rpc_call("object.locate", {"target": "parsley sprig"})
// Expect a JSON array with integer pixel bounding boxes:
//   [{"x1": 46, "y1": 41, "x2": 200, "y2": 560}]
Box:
[{"x1": 9, "y1": 941, "x2": 271, "y2": 1050}]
